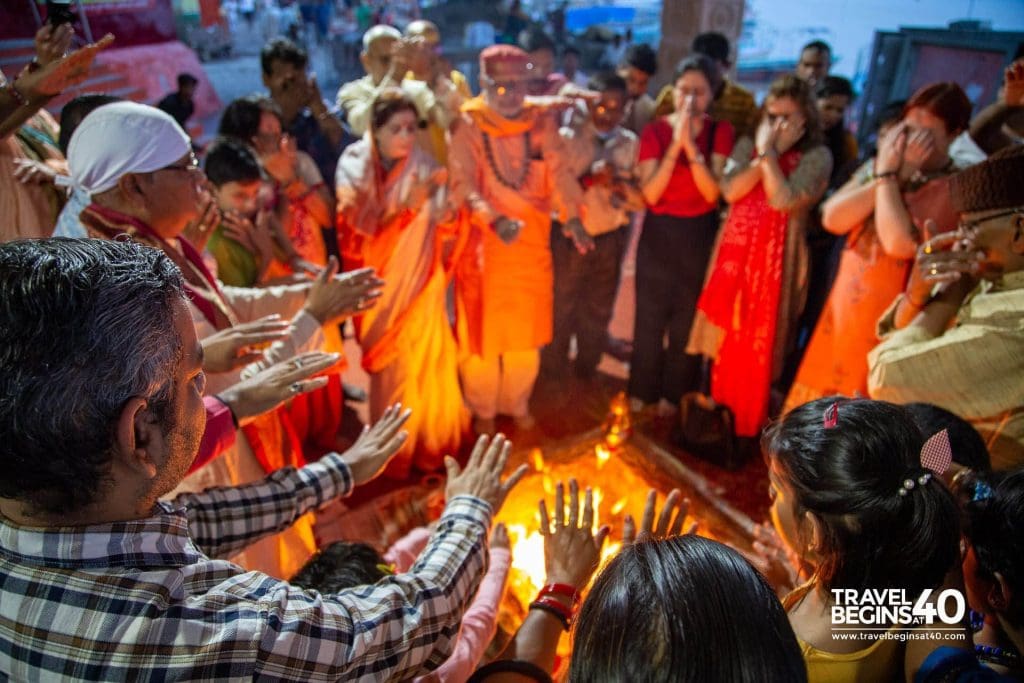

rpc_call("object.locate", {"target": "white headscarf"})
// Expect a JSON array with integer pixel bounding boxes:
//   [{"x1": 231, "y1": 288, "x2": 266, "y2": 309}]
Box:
[{"x1": 66, "y1": 101, "x2": 191, "y2": 197}]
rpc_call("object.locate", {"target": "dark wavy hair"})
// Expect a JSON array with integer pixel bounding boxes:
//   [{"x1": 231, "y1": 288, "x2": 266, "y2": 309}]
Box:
[
  {"x1": 0, "y1": 239, "x2": 184, "y2": 516},
  {"x1": 672, "y1": 54, "x2": 721, "y2": 98},
  {"x1": 569, "y1": 536, "x2": 807, "y2": 683},
  {"x1": 217, "y1": 94, "x2": 283, "y2": 143},
  {"x1": 959, "y1": 467, "x2": 1024, "y2": 628},
  {"x1": 759, "y1": 73, "x2": 824, "y2": 151},
  {"x1": 260, "y1": 37, "x2": 308, "y2": 76},
  {"x1": 763, "y1": 398, "x2": 960, "y2": 597},
  {"x1": 289, "y1": 541, "x2": 388, "y2": 594},
  {"x1": 204, "y1": 136, "x2": 264, "y2": 187},
  {"x1": 370, "y1": 87, "x2": 419, "y2": 133},
  {"x1": 903, "y1": 82, "x2": 972, "y2": 135}
]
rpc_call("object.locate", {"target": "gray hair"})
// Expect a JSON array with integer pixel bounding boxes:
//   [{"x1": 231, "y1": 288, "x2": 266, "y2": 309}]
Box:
[
  {"x1": 0, "y1": 238, "x2": 185, "y2": 516},
  {"x1": 363, "y1": 24, "x2": 401, "y2": 52}
]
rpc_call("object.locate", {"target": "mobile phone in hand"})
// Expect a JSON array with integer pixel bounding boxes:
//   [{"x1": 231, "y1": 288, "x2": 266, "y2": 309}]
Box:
[{"x1": 46, "y1": 0, "x2": 76, "y2": 27}]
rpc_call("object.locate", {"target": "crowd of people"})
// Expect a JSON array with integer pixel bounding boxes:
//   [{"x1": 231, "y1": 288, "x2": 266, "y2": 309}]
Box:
[{"x1": 1, "y1": 14, "x2": 1023, "y2": 682}]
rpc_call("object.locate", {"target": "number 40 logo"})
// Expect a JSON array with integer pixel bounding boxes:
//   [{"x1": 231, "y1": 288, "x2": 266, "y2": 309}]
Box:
[{"x1": 913, "y1": 589, "x2": 967, "y2": 625}]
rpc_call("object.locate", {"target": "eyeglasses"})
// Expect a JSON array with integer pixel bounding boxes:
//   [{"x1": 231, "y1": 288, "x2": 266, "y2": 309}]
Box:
[
  {"x1": 957, "y1": 207, "x2": 1023, "y2": 238},
  {"x1": 159, "y1": 154, "x2": 200, "y2": 174}
]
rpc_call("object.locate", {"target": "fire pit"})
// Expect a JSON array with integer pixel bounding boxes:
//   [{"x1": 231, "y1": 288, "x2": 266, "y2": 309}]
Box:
[{"x1": 493, "y1": 394, "x2": 758, "y2": 651}]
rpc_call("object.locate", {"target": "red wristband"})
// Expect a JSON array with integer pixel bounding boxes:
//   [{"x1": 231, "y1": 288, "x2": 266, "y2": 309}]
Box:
[
  {"x1": 540, "y1": 583, "x2": 581, "y2": 605},
  {"x1": 533, "y1": 595, "x2": 574, "y2": 622}
]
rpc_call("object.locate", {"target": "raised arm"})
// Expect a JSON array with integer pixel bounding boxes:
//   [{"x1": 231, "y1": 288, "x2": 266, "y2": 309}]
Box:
[
  {"x1": 821, "y1": 160, "x2": 878, "y2": 235},
  {"x1": 761, "y1": 144, "x2": 832, "y2": 213},
  {"x1": 180, "y1": 405, "x2": 410, "y2": 558},
  {"x1": 720, "y1": 136, "x2": 762, "y2": 203}
]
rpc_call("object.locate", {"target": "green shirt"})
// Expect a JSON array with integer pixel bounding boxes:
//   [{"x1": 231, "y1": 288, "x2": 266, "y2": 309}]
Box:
[{"x1": 207, "y1": 225, "x2": 259, "y2": 288}]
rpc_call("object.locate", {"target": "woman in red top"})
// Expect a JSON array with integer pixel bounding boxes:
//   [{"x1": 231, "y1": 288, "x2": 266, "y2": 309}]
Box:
[{"x1": 630, "y1": 55, "x2": 734, "y2": 410}]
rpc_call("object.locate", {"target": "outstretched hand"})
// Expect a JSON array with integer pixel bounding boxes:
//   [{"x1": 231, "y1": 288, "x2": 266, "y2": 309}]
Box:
[
  {"x1": 200, "y1": 315, "x2": 292, "y2": 373},
  {"x1": 445, "y1": 434, "x2": 528, "y2": 514},
  {"x1": 16, "y1": 32, "x2": 114, "y2": 101},
  {"x1": 539, "y1": 479, "x2": 610, "y2": 590},
  {"x1": 342, "y1": 404, "x2": 412, "y2": 484},
  {"x1": 303, "y1": 259, "x2": 384, "y2": 325},
  {"x1": 216, "y1": 351, "x2": 341, "y2": 423},
  {"x1": 621, "y1": 488, "x2": 696, "y2": 546}
]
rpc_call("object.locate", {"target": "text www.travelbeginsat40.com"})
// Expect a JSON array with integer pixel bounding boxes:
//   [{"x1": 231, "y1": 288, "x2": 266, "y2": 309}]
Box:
[{"x1": 830, "y1": 588, "x2": 968, "y2": 631}]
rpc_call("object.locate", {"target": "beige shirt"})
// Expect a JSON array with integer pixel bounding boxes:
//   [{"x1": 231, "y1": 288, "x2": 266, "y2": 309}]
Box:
[
  {"x1": 558, "y1": 121, "x2": 638, "y2": 235},
  {"x1": 868, "y1": 270, "x2": 1024, "y2": 469}
]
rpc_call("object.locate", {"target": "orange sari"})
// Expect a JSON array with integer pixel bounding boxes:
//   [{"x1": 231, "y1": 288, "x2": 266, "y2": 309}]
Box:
[
  {"x1": 785, "y1": 165, "x2": 959, "y2": 411},
  {"x1": 337, "y1": 135, "x2": 468, "y2": 478}
]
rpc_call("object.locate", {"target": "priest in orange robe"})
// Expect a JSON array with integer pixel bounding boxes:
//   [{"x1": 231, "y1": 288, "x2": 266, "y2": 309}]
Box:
[{"x1": 449, "y1": 45, "x2": 590, "y2": 434}]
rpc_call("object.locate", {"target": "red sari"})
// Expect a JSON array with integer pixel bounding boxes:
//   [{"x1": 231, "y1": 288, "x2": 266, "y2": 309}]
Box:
[{"x1": 694, "y1": 149, "x2": 801, "y2": 437}]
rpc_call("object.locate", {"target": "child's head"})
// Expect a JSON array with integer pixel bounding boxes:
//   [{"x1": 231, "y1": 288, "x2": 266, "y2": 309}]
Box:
[
  {"x1": 569, "y1": 535, "x2": 806, "y2": 683},
  {"x1": 203, "y1": 137, "x2": 265, "y2": 216},
  {"x1": 586, "y1": 71, "x2": 628, "y2": 133},
  {"x1": 958, "y1": 468, "x2": 1024, "y2": 631},
  {"x1": 763, "y1": 397, "x2": 960, "y2": 597},
  {"x1": 289, "y1": 541, "x2": 388, "y2": 594}
]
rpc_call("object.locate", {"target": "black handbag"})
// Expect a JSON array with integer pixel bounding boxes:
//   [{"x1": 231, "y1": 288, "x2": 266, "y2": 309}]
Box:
[{"x1": 673, "y1": 359, "x2": 743, "y2": 470}]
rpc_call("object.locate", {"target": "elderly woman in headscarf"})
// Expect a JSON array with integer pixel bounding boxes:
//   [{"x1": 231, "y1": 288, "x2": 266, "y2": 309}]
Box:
[{"x1": 336, "y1": 87, "x2": 467, "y2": 479}]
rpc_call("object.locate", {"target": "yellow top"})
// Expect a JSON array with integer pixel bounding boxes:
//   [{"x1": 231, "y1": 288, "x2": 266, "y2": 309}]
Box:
[{"x1": 783, "y1": 583, "x2": 905, "y2": 683}]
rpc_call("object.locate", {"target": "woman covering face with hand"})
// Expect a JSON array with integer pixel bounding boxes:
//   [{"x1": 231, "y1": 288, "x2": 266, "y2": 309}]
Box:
[
  {"x1": 689, "y1": 74, "x2": 832, "y2": 439},
  {"x1": 786, "y1": 82, "x2": 971, "y2": 410}
]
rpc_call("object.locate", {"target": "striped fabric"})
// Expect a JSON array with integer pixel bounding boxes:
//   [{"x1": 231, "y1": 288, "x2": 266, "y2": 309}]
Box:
[{"x1": 0, "y1": 453, "x2": 492, "y2": 681}]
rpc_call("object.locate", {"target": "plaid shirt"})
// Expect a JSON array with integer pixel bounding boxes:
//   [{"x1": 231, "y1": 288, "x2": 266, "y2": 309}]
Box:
[{"x1": 0, "y1": 453, "x2": 492, "y2": 681}]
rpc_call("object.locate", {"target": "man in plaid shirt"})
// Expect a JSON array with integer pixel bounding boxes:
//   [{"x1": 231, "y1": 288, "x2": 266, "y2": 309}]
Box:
[{"x1": 0, "y1": 238, "x2": 526, "y2": 681}]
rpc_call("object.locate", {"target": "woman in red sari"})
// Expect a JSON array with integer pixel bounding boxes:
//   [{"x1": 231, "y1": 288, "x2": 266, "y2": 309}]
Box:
[
  {"x1": 689, "y1": 76, "x2": 832, "y2": 438},
  {"x1": 336, "y1": 88, "x2": 467, "y2": 478}
]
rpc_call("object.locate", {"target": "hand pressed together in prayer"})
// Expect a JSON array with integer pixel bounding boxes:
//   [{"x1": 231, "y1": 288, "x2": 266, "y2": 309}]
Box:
[
  {"x1": 342, "y1": 403, "x2": 413, "y2": 484},
  {"x1": 876, "y1": 122, "x2": 908, "y2": 175},
  {"x1": 215, "y1": 350, "x2": 341, "y2": 423},
  {"x1": 182, "y1": 189, "x2": 223, "y2": 252},
  {"x1": 539, "y1": 479, "x2": 610, "y2": 590},
  {"x1": 621, "y1": 488, "x2": 697, "y2": 546},
  {"x1": 201, "y1": 314, "x2": 293, "y2": 373},
  {"x1": 444, "y1": 434, "x2": 528, "y2": 513},
  {"x1": 302, "y1": 258, "x2": 384, "y2": 325},
  {"x1": 491, "y1": 522, "x2": 510, "y2": 551}
]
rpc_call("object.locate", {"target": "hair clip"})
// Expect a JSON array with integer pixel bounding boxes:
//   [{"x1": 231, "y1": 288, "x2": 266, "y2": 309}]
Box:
[
  {"x1": 898, "y1": 472, "x2": 933, "y2": 496},
  {"x1": 972, "y1": 480, "x2": 994, "y2": 503},
  {"x1": 920, "y1": 429, "x2": 953, "y2": 476},
  {"x1": 823, "y1": 401, "x2": 840, "y2": 429},
  {"x1": 375, "y1": 563, "x2": 397, "y2": 576}
]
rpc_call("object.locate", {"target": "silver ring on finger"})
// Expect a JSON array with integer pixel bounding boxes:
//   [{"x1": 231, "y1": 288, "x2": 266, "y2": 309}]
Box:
[{"x1": 289, "y1": 382, "x2": 302, "y2": 395}]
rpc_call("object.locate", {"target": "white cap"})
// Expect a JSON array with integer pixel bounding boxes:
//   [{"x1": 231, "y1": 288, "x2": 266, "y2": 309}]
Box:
[{"x1": 66, "y1": 101, "x2": 191, "y2": 197}]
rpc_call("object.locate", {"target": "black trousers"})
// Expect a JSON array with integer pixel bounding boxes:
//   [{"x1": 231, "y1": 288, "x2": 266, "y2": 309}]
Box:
[
  {"x1": 628, "y1": 209, "x2": 720, "y2": 404},
  {"x1": 542, "y1": 224, "x2": 629, "y2": 378}
]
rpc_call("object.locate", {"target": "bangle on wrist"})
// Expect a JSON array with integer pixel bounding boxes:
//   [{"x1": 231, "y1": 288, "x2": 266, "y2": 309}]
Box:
[
  {"x1": 529, "y1": 597, "x2": 573, "y2": 631},
  {"x1": 540, "y1": 582, "x2": 582, "y2": 605},
  {"x1": 688, "y1": 151, "x2": 706, "y2": 165}
]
